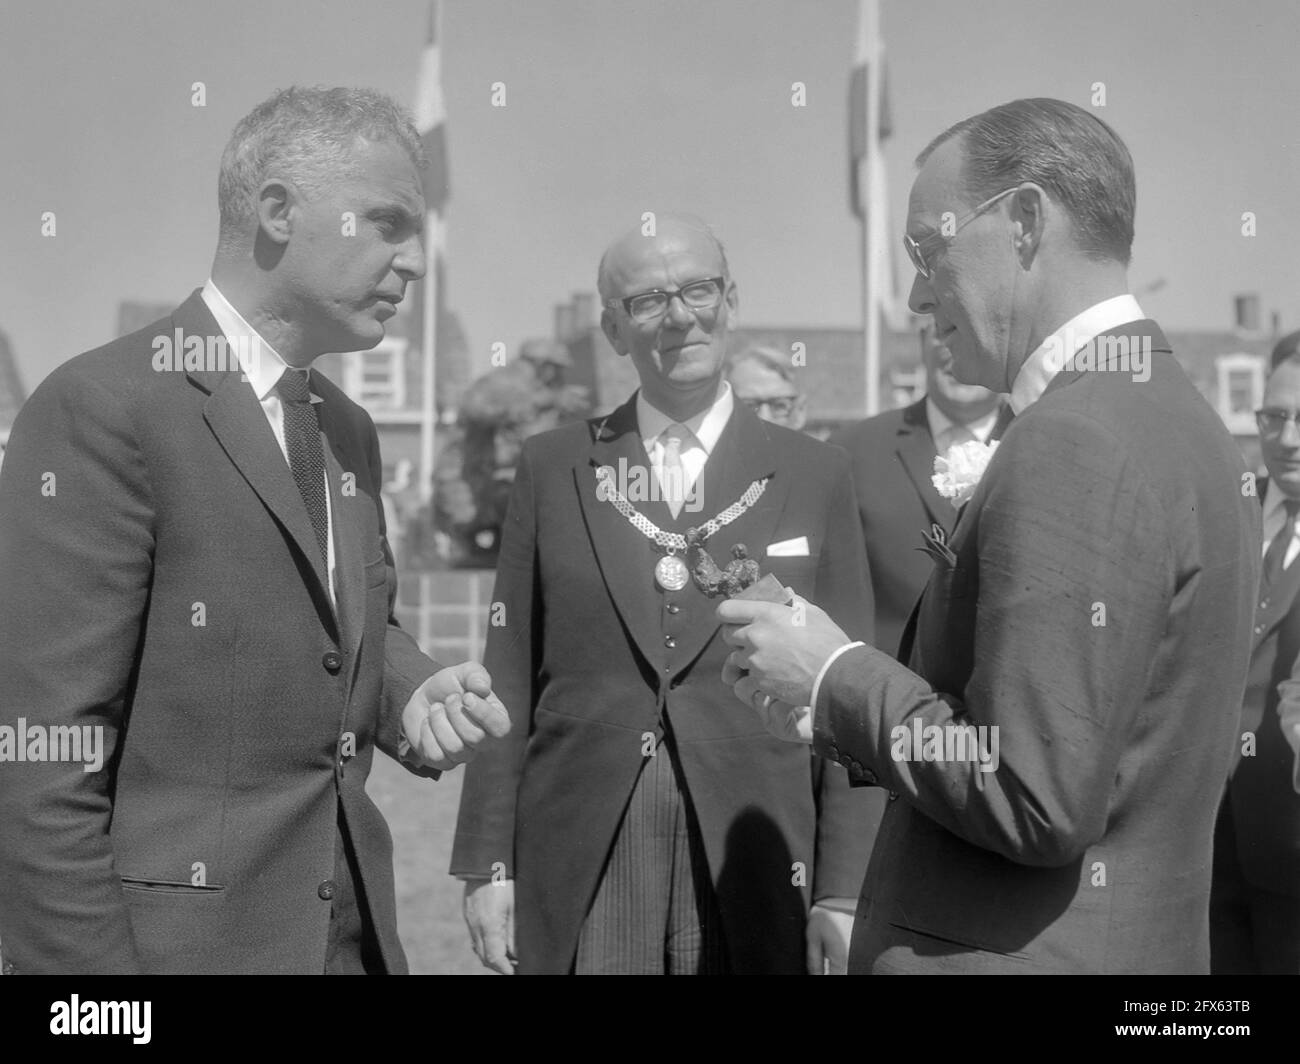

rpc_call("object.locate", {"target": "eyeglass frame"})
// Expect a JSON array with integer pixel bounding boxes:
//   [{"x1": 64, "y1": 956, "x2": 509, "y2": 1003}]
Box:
[
  {"x1": 738, "y1": 395, "x2": 801, "y2": 418},
  {"x1": 604, "y1": 276, "x2": 728, "y2": 323},
  {"x1": 903, "y1": 186, "x2": 1021, "y2": 280},
  {"x1": 1256, "y1": 407, "x2": 1300, "y2": 436}
]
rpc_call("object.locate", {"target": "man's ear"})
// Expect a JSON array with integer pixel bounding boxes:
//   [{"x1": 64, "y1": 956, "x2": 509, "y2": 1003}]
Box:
[
  {"x1": 601, "y1": 307, "x2": 628, "y2": 357},
  {"x1": 724, "y1": 280, "x2": 739, "y2": 326},
  {"x1": 1011, "y1": 184, "x2": 1047, "y2": 265},
  {"x1": 256, "y1": 178, "x2": 295, "y2": 246}
]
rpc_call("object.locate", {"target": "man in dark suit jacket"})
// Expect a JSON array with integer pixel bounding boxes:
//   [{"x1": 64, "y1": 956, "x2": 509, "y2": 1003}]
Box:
[
  {"x1": 1211, "y1": 332, "x2": 1300, "y2": 973},
  {"x1": 830, "y1": 325, "x2": 1003, "y2": 661},
  {"x1": 451, "y1": 215, "x2": 876, "y2": 974},
  {"x1": 720, "y1": 99, "x2": 1259, "y2": 973},
  {"x1": 0, "y1": 87, "x2": 507, "y2": 974}
]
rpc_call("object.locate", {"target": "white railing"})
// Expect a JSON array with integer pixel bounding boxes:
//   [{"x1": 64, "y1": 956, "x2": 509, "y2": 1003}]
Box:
[{"x1": 396, "y1": 569, "x2": 493, "y2": 665}]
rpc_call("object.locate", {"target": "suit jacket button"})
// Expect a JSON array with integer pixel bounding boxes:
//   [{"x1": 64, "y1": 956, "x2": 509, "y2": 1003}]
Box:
[
  {"x1": 888, "y1": 790, "x2": 899, "y2": 801},
  {"x1": 1254, "y1": 625, "x2": 1264, "y2": 635},
  {"x1": 1260, "y1": 600, "x2": 1269, "y2": 610},
  {"x1": 666, "y1": 603, "x2": 680, "y2": 614},
  {"x1": 322, "y1": 652, "x2": 342, "y2": 673},
  {"x1": 318, "y1": 880, "x2": 336, "y2": 901},
  {"x1": 664, "y1": 636, "x2": 676, "y2": 648}
]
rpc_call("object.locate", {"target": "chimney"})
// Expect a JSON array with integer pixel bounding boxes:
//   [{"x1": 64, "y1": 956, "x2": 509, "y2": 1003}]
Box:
[
  {"x1": 572, "y1": 293, "x2": 597, "y2": 333},
  {"x1": 1234, "y1": 293, "x2": 1261, "y2": 333},
  {"x1": 554, "y1": 302, "x2": 575, "y2": 341}
]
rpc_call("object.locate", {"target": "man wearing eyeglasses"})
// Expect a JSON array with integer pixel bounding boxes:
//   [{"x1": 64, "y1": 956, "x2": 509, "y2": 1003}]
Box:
[
  {"x1": 1210, "y1": 331, "x2": 1300, "y2": 973},
  {"x1": 718, "y1": 98, "x2": 1260, "y2": 973},
  {"x1": 451, "y1": 213, "x2": 876, "y2": 974},
  {"x1": 726, "y1": 347, "x2": 808, "y2": 432}
]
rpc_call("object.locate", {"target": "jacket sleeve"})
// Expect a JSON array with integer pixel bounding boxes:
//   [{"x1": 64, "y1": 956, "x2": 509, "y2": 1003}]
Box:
[
  {"x1": 809, "y1": 449, "x2": 879, "y2": 899},
  {"x1": 449, "y1": 443, "x2": 542, "y2": 877},
  {"x1": 0, "y1": 367, "x2": 153, "y2": 973},
  {"x1": 364, "y1": 420, "x2": 442, "y2": 779},
  {"x1": 812, "y1": 408, "x2": 1175, "y2": 868}
]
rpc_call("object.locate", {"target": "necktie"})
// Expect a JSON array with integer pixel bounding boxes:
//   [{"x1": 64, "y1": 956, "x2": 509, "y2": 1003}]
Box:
[
  {"x1": 659, "y1": 424, "x2": 689, "y2": 519},
  {"x1": 989, "y1": 403, "x2": 1015, "y2": 442},
  {"x1": 276, "y1": 368, "x2": 330, "y2": 568},
  {"x1": 1262, "y1": 498, "x2": 1300, "y2": 590}
]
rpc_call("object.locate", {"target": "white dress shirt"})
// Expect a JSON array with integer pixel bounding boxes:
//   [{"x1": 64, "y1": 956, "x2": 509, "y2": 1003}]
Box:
[
  {"x1": 926, "y1": 397, "x2": 999, "y2": 454},
  {"x1": 637, "y1": 381, "x2": 734, "y2": 502},
  {"x1": 1009, "y1": 293, "x2": 1145, "y2": 415},
  {"x1": 201, "y1": 279, "x2": 337, "y2": 607}
]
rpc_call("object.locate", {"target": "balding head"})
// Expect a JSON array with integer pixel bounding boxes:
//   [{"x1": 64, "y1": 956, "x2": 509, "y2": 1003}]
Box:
[
  {"x1": 597, "y1": 213, "x2": 738, "y2": 422},
  {"x1": 597, "y1": 214, "x2": 730, "y2": 302}
]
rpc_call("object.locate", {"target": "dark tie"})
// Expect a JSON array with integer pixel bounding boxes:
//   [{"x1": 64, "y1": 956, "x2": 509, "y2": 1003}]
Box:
[
  {"x1": 989, "y1": 402, "x2": 1015, "y2": 442},
  {"x1": 1262, "y1": 497, "x2": 1300, "y2": 591},
  {"x1": 276, "y1": 368, "x2": 329, "y2": 568}
]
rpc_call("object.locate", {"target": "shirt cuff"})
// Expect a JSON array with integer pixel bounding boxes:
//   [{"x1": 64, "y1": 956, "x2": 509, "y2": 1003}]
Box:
[{"x1": 810, "y1": 641, "x2": 865, "y2": 715}]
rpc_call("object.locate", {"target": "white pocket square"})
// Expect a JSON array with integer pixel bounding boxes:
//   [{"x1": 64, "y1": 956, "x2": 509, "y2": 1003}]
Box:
[{"x1": 766, "y1": 536, "x2": 809, "y2": 557}]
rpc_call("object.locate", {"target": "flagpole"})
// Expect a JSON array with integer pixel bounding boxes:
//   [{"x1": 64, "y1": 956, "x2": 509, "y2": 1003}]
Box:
[
  {"x1": 420, "y1": 212, "x2": 438, "y2": 505},
  {"x1": 861, "y1": 0, "x2": 882, "y2": 417},
  {"x1": 415, "y1": 0, "x2": 443, "y2": 506}
]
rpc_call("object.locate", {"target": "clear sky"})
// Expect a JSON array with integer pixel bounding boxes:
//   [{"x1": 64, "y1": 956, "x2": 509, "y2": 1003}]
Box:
[{"x1": 1, "y1": 0, "x2": 1296, "y2": 392}]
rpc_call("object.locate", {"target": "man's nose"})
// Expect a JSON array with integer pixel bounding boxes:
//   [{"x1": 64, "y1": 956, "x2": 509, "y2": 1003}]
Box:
[
  {"x1": 393, "y1": 229, "x2": 427, "y2": 282},
  {"x1": 665, "y1": 293, "x2": 696, "y2": 328},
  {"x1": 1281, "y1": 418, "x2": 1300, "y2": 448},
  {"x1": 908, "y1": 272, "x2": 935, "y2": 316}
]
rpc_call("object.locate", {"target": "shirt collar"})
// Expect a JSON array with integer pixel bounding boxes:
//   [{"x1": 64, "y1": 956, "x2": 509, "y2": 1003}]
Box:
[
  {"x1": 1009, "y1": 294, "x2": 1145, "y2": 415},
  {"x1": 637, "y1": 380, "x2": 734, "y2": 454},
  {"x1": 201, "y1": 278, "x2": 305, "y2": 402},
  {"x1": 925, "y1": 396, "x2": 1000, "y2": 445},
  {"x1": 1262, "y1": 477, "x2": 1300, "y2": 527}
]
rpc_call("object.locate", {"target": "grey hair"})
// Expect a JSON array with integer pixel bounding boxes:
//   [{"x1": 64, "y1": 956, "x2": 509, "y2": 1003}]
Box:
[
  {"x1": 217, "y1": 86, "x2": 427, "y2": 243},
  {"x1": 1270, "y1": 330, "x2": 1300, "y2": 371},
  {"x1": 726, "y1": 345, "x2": 796, "y2": 384},
  {"x1": 917, "y1": 98, "x2": 1135, "y2": 266},
  {"x1": 596, "y1": 214, "x2": 731, "y2": 303}
]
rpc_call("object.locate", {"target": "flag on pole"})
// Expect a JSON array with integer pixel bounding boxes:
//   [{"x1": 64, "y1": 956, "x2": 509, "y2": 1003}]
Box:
[
  {"x1": 849, "y1": 0, "x2": 895, "y2": 416},
  {"x1": 848, "y1": 2, "x2": 891, "y2": 219},
  {"x1": 414, "y1": 1, "x2": 449, "y2": 214}
]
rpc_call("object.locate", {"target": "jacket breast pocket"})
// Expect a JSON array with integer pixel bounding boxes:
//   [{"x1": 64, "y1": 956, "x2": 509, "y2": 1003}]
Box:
[{"x1": 762, "y1": 556, "x2": 818, "y2": 598}]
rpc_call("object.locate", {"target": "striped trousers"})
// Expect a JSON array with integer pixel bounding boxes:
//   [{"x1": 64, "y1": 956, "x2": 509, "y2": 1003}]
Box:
[{"x1": 573, "y1": 737, "x2": 730, "y2": 974}]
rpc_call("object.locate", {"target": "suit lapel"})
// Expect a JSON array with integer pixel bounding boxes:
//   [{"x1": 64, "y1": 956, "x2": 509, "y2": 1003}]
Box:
[
  {"x1": 178, "y1": 292, "x2": 339, "y2": 641},
  {"x1": 895, "y1": 399, "x2": 948, "y2": 529},
  {"x1": 575, "y1": 397, "x2": 666, "y2": 670},
  {"x1": 670, "y1": 404, "x2": 785, "y2": 673}
]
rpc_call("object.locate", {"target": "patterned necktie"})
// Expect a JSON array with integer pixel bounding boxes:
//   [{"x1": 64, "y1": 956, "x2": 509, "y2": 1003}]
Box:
[
  {"x1": 276, "y1": 368, "x2": 329, "y2": 568},
  {"x1": 1262, "y1": 497, "x2": 1300, "y2": 591},
  {"x1": 659, "y1": 424, "x2": 689, "y2": 519}
]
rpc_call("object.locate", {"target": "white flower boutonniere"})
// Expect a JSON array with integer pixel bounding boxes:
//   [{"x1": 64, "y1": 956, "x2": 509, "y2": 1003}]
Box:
[{"x1": 932, "y1": 439, "x2": 1000, "y2": 509}]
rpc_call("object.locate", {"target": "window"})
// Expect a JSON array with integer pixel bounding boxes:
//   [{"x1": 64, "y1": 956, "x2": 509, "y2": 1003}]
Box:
[
  {"x1": 343, "y1": 337, "x2": 406, "y2": 411},
  {"x1": 1215, "y1": 353, "x2": 1264, "y2": 435}
]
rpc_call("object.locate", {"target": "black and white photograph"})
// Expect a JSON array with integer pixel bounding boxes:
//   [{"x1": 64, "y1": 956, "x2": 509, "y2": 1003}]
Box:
[{"x1": 0, "y1": 0, "x2": 1295, "y2": 1026}]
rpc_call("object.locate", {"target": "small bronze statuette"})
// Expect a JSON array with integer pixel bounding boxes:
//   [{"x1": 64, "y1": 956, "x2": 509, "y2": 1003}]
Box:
[{"x1": 687, "y1": 532, "x2": 763, "y2": 598}]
